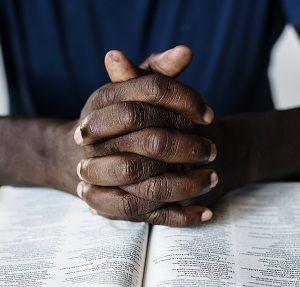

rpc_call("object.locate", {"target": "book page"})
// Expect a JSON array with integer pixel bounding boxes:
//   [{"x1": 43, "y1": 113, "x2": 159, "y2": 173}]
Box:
[
  {"x1": 0, "y1": 187, "x2": 149, "y2": 287},
  {"x1": 143, "y1": 183, "x2": 300, "y2": 287}
]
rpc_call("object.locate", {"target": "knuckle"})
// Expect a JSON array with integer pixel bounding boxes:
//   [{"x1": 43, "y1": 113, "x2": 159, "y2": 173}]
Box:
[
  {"x1": 90, "y1": 84, "x2": 115, "y2": 109},
  {"x1": 147, "y1": 208, "x2": 194, "y2": 227},
  {"x1": 144, "y1": 176, "x2": 172, "y2": 201},
  {"x1": 145, "y1": 74, "x2": 170, "y2": 103},
  {"x1": 172, "y1": 113, "x2": 194, "y2": 130},
  {"x1": 148, "y1": 209, "x2": 168, "y2": 225},
  {"x1": 120, "y1": 157, "x2": 143, "y2": 182},
  {"x1": 117, "y1": 102, "x2": 144, "y2": 129},
  {"x1": 144, "y1": 129, "x2": 172, "y2": 158},
  {"x1": 119, "y1": 195, "x2": 140, "y2": 217}
]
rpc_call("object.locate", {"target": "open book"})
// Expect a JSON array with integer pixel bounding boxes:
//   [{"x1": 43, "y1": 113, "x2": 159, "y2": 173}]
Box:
[{"x1": 1, "y1": 183, "x2": 300, "y2": 286}]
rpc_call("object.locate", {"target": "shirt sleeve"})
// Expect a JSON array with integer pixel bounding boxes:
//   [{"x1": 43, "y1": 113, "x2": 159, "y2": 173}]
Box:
[{"x1": 280, "y1": 0, "x2": 300, "y2": 26}]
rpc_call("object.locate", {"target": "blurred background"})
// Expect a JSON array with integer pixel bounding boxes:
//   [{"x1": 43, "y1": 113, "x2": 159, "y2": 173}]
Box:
[{"x1": 0, "y1": 25, "x2": 299, "y2": 116}]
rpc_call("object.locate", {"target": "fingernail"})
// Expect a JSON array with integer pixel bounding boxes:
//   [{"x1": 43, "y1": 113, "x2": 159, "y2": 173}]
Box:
[
  {"x1": 208, "y1": 143, "x2": 217, "y2": 162},
  {"x1": 77, "y1": 161, "x2": 83, "y2": 180},
  {"x1": 203, "y1": 106, "x2": 214, "y2": 124},
  {"x1": 111, "y1": 54, "x2": 120, "y2": 62},
  {"x1": 107, "y1": 50, "x2": 121, "y2": 62},
  {"x1": 210, "y1": 171, "x2": 218, "y2": 188},
  {"x1": 90, "y1": 208, "x2": 98, "y2": 215},
  {"x1": 74, "y1": 126, "x2": 83, "y2": 145},
  {"x1": 201, "y1": 209, "x2": 213, "y2": 222},
  {"x1": 76, "y1": 181, "x2": 85, "y2": 198}
]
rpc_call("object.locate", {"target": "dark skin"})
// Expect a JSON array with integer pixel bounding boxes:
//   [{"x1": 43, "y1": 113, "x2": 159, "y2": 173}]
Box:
[
  {"x1": 0, "y1": 47, "x2": 217, "y2": 226},
  {"x1": 0, "y1": 28, "x2": 299, "y2": 227}
]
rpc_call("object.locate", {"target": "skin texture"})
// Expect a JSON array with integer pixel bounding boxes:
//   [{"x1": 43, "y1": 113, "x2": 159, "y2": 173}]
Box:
[
  {"x1": 0, "y1": 47, "x2": 216, "y2": 226},
  {"x1": 74, "y1": 48, "x2": 218, "y2": 226},
  {"x1": 1, "y1": 33, "x2": 300, "y2": 226}
]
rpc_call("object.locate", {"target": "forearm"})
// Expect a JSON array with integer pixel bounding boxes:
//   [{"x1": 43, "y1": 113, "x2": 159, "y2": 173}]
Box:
[
  {"x1": 0, "y1": 117, "x2": 81, "y2": 194},
  {"x1": 249, "y1": 108, "x2": 300, "y2": 182},
  {"x1": 211, "y1": 108, "x2": 300, "y2": 187},
  {"x1": 246, "y1": 25, "x2": 300, "y2": 182}
]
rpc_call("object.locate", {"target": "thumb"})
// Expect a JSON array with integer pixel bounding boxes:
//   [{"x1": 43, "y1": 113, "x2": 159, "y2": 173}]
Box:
[
  {"x1": 140, "y1": 45, "x2": 192, "y2": 77},
  {"x1": 105, "y1": 45, "x2": 192, "y2": 83},
  {"x1": 105, "y1": 50, "x2": 140, "y2": 83}
]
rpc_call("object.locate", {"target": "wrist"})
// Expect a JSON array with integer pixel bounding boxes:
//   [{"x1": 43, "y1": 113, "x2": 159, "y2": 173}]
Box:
[
  {"x1": 209, "y1": 109, "x2": 300, "y2": 191},
  {"x1": 245, "y1": 109, "x2": 300, "y2": 183},
  {"x1": 217, "y1": 116, "x2": 255, "y2": 188},
  {"x1": 43, "y1": 120, "x2": 84, "y2": 194},
  {"x1": 0, "y1": 118, "x2": 81, "y2": 190}
]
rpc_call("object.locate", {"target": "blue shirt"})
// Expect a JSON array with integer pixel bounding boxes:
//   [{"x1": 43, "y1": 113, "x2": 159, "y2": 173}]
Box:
[{"x1": 0, "y1": 0, "x2": 300, "y2": 119}]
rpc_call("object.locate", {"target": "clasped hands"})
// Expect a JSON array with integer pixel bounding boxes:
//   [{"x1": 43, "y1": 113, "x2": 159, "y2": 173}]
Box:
[{"x1": 73, "y1": 46, "x2": 245, "y2": 227}]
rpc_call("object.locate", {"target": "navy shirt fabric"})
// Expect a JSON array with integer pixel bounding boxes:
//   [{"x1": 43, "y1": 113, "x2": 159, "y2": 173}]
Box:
[{"x1": 0, "y1": 0, "x2": 300, "y2": 119}]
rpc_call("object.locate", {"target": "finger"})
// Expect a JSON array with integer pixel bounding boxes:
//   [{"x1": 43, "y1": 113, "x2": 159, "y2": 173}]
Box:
[
  {"x1": 82, "y1": 74, "x2": 214, "y2": 125},
  {"x1": 140, "y1": 45, "x2": 192, "y2": 77},
  {"x1": 143, "y1": 204, "x2": 213, "y2": 227},
  {"x1": 77, "y1": 182, "x2": 213, "y2": 227},
  {"x1": 75, "y1": 102, "x2": 193, "y2": 146},
  {"x1": 105, "y1": 45, "x2": 192, "y2": 83},
  {"x1": 95, "y1": 204, "x2": 214, "y2": 227},
  {"x1": 105, "y1": 50, "x2": 142, "y2": 83},
  {"x1": 88, "y1": 128, "x2": 217, "y2": 164},
  {"x1": 76, "y1": 153, "x2": 171, "y2": 186},
  {"x1": 178, "y1": 186, "x2": 224, "y2": 207},
  {"x1": 77, "y1": 182, "x2": 163, "y2": 217},
  {"x1": 121, "y1": 169, "x2": 218, "y2": 202}
]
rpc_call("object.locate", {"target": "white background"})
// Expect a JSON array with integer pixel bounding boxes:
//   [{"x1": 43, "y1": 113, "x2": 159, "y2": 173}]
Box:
[{"x1": 0, "y1": 26, "x2": 300, "y2": 115}]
